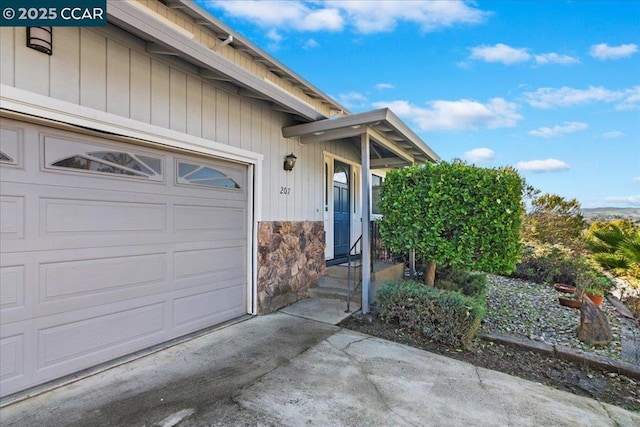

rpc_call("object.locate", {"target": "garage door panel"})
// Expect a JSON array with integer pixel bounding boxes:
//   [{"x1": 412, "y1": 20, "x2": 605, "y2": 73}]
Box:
[
  {"x1": 0, "y1": 124, "x2": 24, "y2": 168},
  {"x1": 173, "y1": 285, "x2": 244, "y2": 330},
  {"x1": 38, "y1": 303, "x2": 165, "y2": 369},
  {"x1": 39, "y1": 253, "x2": 167, "y2": 302},
  {"x1": 0, "y1": 196, "x2": 25, "y2": 240},
  {"x1": 1, "y1": 265, "x2": 25, "y2": 310},
  {"x1": 174, "y1": 246, "x2": 244, "y2": 280},
  {"x1": 41, "y1": 198, "x2": 167, "y2": 234},
  {"x1": 174, "y1": 267, "x2": 245, "y2": 292},
  {"x1": 0, "y1": 334, "x2": 24, "y2": 384},
  {"x1": 174, "y1": 205, "x2": 245, "y2": 233}
]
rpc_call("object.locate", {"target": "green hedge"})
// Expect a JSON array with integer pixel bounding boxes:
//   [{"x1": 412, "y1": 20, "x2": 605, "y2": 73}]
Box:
[
  {"x1": 435, "y1": 267, "x2": 487, "y2": 298},
  {"x1": 377, "y1": 281, "x2": 485, "y2": 349}
]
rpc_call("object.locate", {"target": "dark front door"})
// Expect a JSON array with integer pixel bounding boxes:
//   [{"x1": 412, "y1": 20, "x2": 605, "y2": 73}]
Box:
[{"x1": 333, "y1": 161, "x2": 350, "y2": 260}]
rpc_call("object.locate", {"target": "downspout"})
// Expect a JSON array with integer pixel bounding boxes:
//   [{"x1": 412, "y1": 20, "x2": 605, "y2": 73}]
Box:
[{"x1": 361, "y1": 132, "x2": 371, "y2": 313}]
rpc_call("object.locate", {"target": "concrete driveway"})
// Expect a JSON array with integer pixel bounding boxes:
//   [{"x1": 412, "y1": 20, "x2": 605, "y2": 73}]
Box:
[{"x1": 1, "y1": 303, "x2": 638, "y2": 426}]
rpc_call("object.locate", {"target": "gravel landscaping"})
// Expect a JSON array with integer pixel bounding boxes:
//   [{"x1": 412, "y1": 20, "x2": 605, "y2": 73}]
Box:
[{"x1": 480, "y1": 275, "x2": 623, "y2": 361}]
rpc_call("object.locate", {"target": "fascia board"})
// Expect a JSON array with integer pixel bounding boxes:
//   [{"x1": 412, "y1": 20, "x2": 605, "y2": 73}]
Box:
[
  {"x1": 107, "y1": 1, "x2": 325, "y2": 122},
  {"x1": 384, "y1": 109, "x2": 440, "y2": 162},
  {"x1": 282, "y1": 109, "x2": 389, "y2": 138}
]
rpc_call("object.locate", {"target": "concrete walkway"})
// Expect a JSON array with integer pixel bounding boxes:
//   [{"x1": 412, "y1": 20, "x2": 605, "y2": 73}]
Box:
[{"x1": 1, "y1": 299, "x2": 638, "y2": 427}]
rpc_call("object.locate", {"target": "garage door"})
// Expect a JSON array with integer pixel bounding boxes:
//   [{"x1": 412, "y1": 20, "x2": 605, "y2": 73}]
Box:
[{"x1": 0, "y1": 118, "x2": 250, "y2": 398}]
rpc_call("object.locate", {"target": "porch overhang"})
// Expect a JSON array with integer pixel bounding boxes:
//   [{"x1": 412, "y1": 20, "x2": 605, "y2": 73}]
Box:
[{"x1": 282, "y1": 108, "x2": 440, "y2": 168}]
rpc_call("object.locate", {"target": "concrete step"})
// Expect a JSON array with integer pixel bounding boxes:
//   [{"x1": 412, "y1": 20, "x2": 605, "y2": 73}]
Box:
[
  {"x1": 318, "y1": 275, "x2": 362, "y2": 291},
  {"x1": 309, "y1": 286, "x2": 361, "y2": 302},
  {"x1": 325, "y1": 264, "x2": 362, "y2": 280}
]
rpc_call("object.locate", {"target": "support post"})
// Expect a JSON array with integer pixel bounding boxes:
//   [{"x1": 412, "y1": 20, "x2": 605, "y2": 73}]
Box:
[
  {"x1": 361, "y1": 132, "x2": 371, "y2": 313},
  {"x1": 409, "y1": 249, "x2": 416, "y2": 279}
]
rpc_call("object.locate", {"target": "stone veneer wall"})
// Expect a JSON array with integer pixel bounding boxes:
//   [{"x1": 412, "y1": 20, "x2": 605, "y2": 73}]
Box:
[{"x1": 257, "y1": 221, "x2": 326, "y2": 314}]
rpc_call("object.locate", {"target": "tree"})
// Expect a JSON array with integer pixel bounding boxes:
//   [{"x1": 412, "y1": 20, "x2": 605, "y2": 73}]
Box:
[
  {"x1": 586, "y1": 221, "x2": 640, "y2": 274},
  {"x1": 522, "y1": 193, "x2": 585, "y2": 248},
  {"x1": 379, "y1": 162, "x2": 524, "y2": 285}
]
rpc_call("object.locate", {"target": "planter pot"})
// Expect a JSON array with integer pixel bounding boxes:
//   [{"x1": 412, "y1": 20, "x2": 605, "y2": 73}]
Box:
[
  {"x1": 554, "y1": 283, "x2": 577, "y2": 294},
  {"x1": 558, "y1": 296, "x2": 582, "y2": 309},
  {"x1": 586, "y1": 294, "x2": 604, "y2": 308}
]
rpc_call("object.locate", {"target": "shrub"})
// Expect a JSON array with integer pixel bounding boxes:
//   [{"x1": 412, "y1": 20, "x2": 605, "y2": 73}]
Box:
[
  {"x1": 509, "y1": 245, "x2": 587, "y2": 286},
  {"x1": 380, "y1": 162, "x2": 524, "y2": 285},
  {"x1": 435, "y1": 267, "x2": 487, "y2": 298},
  {"x1": 377, "y1": 281, "x2": 485, "y2": 349}
]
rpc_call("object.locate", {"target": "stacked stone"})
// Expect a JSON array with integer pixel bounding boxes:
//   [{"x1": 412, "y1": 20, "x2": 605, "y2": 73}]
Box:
[{"x1": 257, "y1": 221, "x2": 326, "y2": 314}]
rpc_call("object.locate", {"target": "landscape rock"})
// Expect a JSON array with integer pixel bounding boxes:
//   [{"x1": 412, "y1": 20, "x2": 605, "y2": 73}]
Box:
[{"x1": 578, "y1": 295, "x2": 613, "y2": 346}]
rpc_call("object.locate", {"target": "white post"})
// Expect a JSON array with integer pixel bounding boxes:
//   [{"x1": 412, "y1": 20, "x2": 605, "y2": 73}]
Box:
[{"x1": 361, "y1": 132, "x2": 371, "y2": 313}]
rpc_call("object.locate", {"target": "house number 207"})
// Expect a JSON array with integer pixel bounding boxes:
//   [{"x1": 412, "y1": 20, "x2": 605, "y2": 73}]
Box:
[{"x1": 280, "y1": 187, "x2": 291, "y2": 195}]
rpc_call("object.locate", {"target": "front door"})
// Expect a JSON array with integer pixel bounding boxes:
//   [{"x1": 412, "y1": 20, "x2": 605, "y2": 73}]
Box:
[{"x1": 333, "y1": 161, "x2": 350, "y2": 260}]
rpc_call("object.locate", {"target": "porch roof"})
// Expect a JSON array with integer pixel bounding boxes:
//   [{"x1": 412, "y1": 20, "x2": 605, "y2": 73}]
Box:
[{"x1": 282, "y1": 108, "x2": 440, "y2": 168}]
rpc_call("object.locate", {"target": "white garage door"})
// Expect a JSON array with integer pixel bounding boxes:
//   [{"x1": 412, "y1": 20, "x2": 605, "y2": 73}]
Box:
[{"x1": 0, "y1": 118, "x2": 250, "y2": 397}]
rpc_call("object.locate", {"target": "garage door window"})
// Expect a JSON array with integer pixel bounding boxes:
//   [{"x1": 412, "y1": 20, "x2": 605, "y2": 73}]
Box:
[
  {"x1": 50, "y1": 151, "x2": 162, "y2": 180},
  {"x1": 0, "y1": 151, "x2": 13, "y2": 162},
  {"x1": 177, "y1": 161, "x2": 240, "y2": 189}
]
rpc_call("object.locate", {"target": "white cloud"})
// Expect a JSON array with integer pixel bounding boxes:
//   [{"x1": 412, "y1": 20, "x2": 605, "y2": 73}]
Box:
[
  {"x1": 463, "y1": 148, "x2": 495, "y2": 163},
  {"x1": 516, "y1": 159, "x2": 570, "y2": 172},
  {"x1": 528, "y1": 122, "x2": 588, "y2": 138},
  {"x1": 469, "y1": 44, "x2": 579, "y2": 66},
  {"x1": 266, "y1": 29, "x2": 283, "y2": 42},
  {"x1": 373, "y1": 98, "x2": 522, "y2": 131},
  {"x1": 303, "y1": 38, "x2": 319, "y2": 49},
  {"x1": 534, "y1": 52, "x2": 580, "y2": 65},
  {"x1": 375, "y1": 83, "x2": 394, "y2": 90},
  {"x1": 208, "y1": 1, "x2": 487, "y2": 34},
  {"x1": 616, "y1": 86, "x2": 640, "y2": 110},
  {"x1": 604, "y1": 195, "x2": 640, "y2": 206},
  {"x1": 523, "y1": 85, "x2": 640, "y2": 110},
  {"x1": 470, "y1": 43, "x2": 531, "y2": 64},
  {"x1": 590, "y1": 43, "x2": 638, "y2": 60},
  {"x1": 209, "y1": 1, "x2": 344, "y2": 32},
  {"x1": 337, "y1": 91, "x2": 369, "y2": 108},
  {"x1": 602, "y1": 131, "x2": 624, "y2": 139},
  {"x1": 331, "y1": 0, "x2": 487, "y2": 33},
  {"x1": 632, "y1": 177, "x2": 640, "y2": 182}
]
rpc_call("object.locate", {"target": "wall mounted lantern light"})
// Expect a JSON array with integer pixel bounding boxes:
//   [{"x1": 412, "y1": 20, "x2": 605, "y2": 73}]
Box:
[
  {"x1": 27, "y1": 27, "x2": 53, "y2": 55},
  {"x1": 283, "y1": 153, "x2": 297, "y2": 171}
]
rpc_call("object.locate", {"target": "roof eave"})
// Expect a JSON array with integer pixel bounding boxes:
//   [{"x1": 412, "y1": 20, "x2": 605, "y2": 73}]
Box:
[
  {"x1": 107, "y1": 0, "x2": 326, "y2": 122},
  {"x1": 173, "y1": 0, "x2": 350, "y2": 116},
  {"x1": 282, "y1": 108, "x2": 440, "y2": 164}
]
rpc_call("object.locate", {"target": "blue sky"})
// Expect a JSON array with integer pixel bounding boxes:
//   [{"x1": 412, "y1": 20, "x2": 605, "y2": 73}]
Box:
[{"x1": 196, "y1": 0, "x2": 640, "y2": 208}]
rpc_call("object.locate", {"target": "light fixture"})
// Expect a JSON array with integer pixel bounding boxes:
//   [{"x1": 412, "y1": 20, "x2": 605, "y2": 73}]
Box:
[
  {"x1": 26, "y1": 27, "x2": 52, "y2": 55},
  {"x1": 283, "y1": 153, "x2": 297, "y2": 171}
]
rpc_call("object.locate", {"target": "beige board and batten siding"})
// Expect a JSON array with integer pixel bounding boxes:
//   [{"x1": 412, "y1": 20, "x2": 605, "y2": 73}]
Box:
[{"x1": 0, "y1": 24, "x2": 356, "y2": 222}]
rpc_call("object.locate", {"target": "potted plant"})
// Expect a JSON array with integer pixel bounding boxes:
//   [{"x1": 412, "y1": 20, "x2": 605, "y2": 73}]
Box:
[
  {"x1": 584, "y1": 285, "x2": 604, "y2": 307},
  {"x1": 575, "y1": 270, "x2": 611, "y2": 308},
  {"x1": 558, "y1": 295, "x2": 582, "y2": 309},
  {"x1": 584, "y1": 275, "x2": 611, "y2": 308}
]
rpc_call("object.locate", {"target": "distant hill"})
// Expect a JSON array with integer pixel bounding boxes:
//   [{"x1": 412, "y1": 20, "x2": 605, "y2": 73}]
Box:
[{"x1": 581, "y1": 207, "x2": 640, "y2": 223}]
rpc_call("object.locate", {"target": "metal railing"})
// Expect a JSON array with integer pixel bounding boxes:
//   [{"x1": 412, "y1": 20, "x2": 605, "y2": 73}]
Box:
[
  {"x1": 344, "y1": 222, "x2": 409, "y2": 312},
  {"x1": 345, "y1": 235, "x2": 362, "y2": 313}
]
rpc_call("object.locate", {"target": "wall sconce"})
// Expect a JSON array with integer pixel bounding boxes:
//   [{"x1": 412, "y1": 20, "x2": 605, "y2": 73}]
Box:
[
  {"x1": 283, "y1": 153, "x2": 297, "y2": 171},
  {"x1": 27, "y1": 27, "x2": 53, "y2": 55}
]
